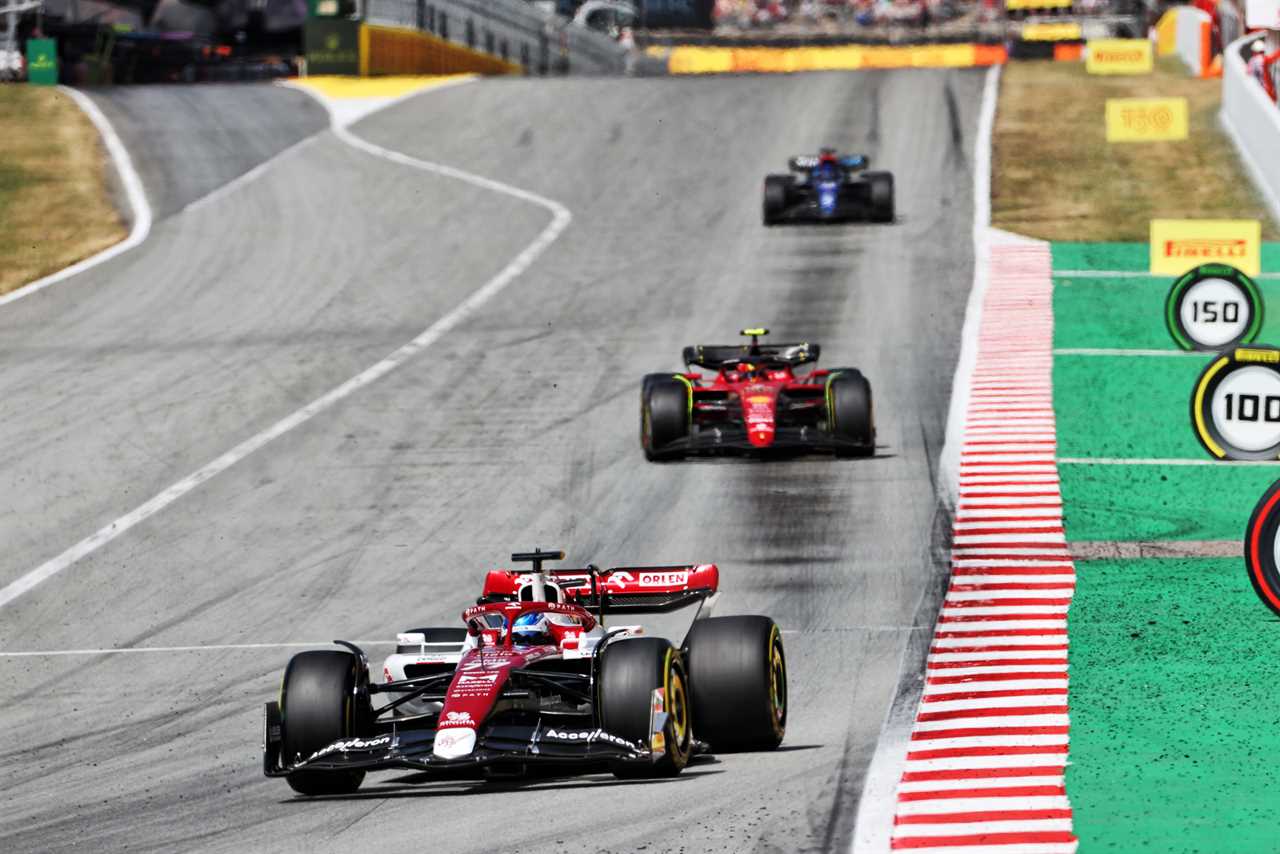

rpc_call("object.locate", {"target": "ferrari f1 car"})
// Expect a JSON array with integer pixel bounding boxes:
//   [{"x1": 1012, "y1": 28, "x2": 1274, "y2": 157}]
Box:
[
  {"x1": 263, "y1": 550, "x2": 786, "y2": 793},
  {"x1": 763, "y1": 148, "x2": 894, "y2": 225},
  {"x1": 640, "y1": 328, "x2": 875, "y2": 460}
]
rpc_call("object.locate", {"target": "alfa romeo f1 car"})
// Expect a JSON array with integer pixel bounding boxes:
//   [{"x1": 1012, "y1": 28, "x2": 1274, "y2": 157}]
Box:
[
  {"x1": 640, "y1": 328, "x2": 875, "y2": 460},
  {"x1": 263, "y1": 550, "x2": 787, "y2": 793},
  {"x1": 763, "y1": 148, "x2": 894, "y2": 225}
]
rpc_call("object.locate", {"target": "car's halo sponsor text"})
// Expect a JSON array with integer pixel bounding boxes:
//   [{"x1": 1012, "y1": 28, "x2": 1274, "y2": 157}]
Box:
[
  {"x1": 1192, "y1": 347, "x2": 1280, "y2": 459},
  {"x1": 1165, "y1": 264, "x2": 1263, "y2": 351},
  {"x1": 1105, "y1": 97, "x2": 1188, "y2": 143},
  {"x1": 1086, "y1": 38, "x2": 1153, "y2": 74},
  {"x1": 1151, "y1": 219, "x2": 1261, "y2": 276}
]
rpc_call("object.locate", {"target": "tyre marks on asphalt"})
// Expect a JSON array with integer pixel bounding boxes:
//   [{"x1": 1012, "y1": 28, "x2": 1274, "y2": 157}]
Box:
[{"x1": 891, "y1": 235, "x2": 1079, "y2": 853}]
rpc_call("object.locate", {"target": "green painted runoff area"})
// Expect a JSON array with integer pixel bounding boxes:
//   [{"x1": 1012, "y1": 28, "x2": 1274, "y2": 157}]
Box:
[
  {"x1": 1052, "y1": 243, "x2": 1280, "y2": 853},
  {"x1": 1064, "y1": 557, "x2": 1280, "y2": 852}
]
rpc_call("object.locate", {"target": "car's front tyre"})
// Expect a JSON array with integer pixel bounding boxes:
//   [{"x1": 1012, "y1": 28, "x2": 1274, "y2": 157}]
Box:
[
  {"x1": 598, "y1": 638, "x2": 692, "y2": 778},
  {"x1": 279, "y1": 650, "x2": 369, "y2": 796}
]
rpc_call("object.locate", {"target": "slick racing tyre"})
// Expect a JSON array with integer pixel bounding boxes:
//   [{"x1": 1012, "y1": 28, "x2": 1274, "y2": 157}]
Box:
[
  {"x1": 280, "y1": 650, "x2": 370, "y2": 796},
  {"x1": 865, "y1": 171, "x2": 894, "y2": 223},
  {"x1": 598, "y1": 638, "x2": 692, "y2": 778},
  {"x1": 763, "y1": 175, "x2": 792, "y2": 226},
  {"x1": 641, "y1": 374, "x2": 689, "y2": 461},
  {"x1": 684, "y1": 615, "x2": 786, "y2": 752},
  {"x1": 826, "y1": 368, "x2": 875, "y2": 458}
]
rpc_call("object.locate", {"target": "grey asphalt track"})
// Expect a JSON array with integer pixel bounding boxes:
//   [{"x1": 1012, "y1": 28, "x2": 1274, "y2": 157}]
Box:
[{"x1": 0, "y1": 71, "x2": 983, "y2": 853}]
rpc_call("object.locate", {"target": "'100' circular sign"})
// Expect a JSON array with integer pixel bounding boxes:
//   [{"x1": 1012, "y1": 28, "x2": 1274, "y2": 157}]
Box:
[
  {"x1": 1165, "y1": 264, "x2": 1263, "y2": 351},
  {"x1": 1191, "y1": 346, "x2": 1280, "y2": 460}
]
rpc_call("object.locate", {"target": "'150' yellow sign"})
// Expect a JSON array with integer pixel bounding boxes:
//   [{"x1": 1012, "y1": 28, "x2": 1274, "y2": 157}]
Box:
[
  {"x1": 1106, "y1": 97, "x2": 1189, "y2": 142},
  {"x1": 1087, "y1": 38, "x2": 1153, "y2": 74}
]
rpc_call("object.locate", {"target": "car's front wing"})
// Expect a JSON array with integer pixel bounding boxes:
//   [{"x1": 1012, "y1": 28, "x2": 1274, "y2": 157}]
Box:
[
  {"x1": 264, "y1": 706, "x2": 655, "y2": 778},
  {"x1": 662, "y1": 425, "x2": 871, "y2": 455}
]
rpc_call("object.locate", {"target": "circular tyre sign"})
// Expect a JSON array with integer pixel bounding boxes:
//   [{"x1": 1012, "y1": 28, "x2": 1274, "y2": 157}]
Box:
[
  {"x1": 1165, "y1": 263, "x2": 1262, "y2": 351},
  {"x1": 1244, "y1": 478, "x2": 1280, "y2": 617},
  {"x1": 1191, "y1": 347, "x2": 1280, "y2": 460}
]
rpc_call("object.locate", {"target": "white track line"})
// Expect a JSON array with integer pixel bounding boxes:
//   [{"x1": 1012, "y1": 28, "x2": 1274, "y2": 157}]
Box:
[
  {"x1": 1054, "y1": 269, "x2": 1280, "y2": 280},
  {"x1": 0, "y1": 640, "x2": 397, "y2": 657},
  {"x1": 1052, "y1": 348, "x2": 1205, "y2": 357},
  {"x1": 851, "y1": 64, "x2": 1002, "y2": 854},
  {"x1": 1057, "y1": 457, "x2": 1280, "y2": 466},
  {"x1": 0, "y1": 87, "x2": 152, "y2": 309},
  {"x1": 0, "y1": 79, "x2": 571, "y2": 611}
]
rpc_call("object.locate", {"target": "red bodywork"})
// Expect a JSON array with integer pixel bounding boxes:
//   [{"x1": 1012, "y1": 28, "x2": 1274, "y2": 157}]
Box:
[
  {"x1": 434, "y1": 567, "x2": 719, "y2": 748},
  {"x1": 683, "y1": 363, "x2": 833, "y2": 449}
]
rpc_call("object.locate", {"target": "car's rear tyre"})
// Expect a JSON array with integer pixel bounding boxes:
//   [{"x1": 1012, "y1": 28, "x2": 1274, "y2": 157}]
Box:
[
  {"x1": 826, "y1": 368, "x2": 875, "y2": 458},
  {"x1": 280, "y1": 650, "x2": 369, "y2": 796},
  {"x1": 684, "y1": 616, "x2": 786, "y2": 752},
  {"x1": 763, "y1": 175, "x2": 792, "y2": 226},
  {"x1": 598, "y1": 638, "x2": 692, "y2": 778},
  {"x1": 865, "y1": 171, "x2": 894, "y2": 223},
  {"x1": 641, "y1": 374, "x2": 689, "y2": 461}
]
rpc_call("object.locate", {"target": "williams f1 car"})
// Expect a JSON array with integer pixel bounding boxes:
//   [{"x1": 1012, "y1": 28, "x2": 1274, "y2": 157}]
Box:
[
  {"x1": 763, "y1": 148, "x2": 894, "y2": 225},
  {"x1": 263, "y1": 549, "x2": 787, "y2": 793},
  {"x1": 640, "y1": 328, "x2": 875, "y2": 460}
]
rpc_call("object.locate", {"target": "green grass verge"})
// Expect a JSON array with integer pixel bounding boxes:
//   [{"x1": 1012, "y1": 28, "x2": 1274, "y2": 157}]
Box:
[
  {"x1": 1066, "y1": 557, "x2": 1280, "y2": 853},
  {"x1": 1052, "y1": 243, "x2": 1280, "y2": 851}
]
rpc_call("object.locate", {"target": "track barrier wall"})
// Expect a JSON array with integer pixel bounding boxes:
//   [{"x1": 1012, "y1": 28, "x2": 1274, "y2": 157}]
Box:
[
  {"x1": 664, "y1": 42, "x2": 1007, "y2": 74},
  {"x1": 1171, "y1": 6, "x2": 1213, "y2": 77},
  {"x1": 360, "y1": 24, "x2": 519, "y2": 75},
  {"x1": 1222, "y1": 33, "x2": 1280, "y2": 223}
]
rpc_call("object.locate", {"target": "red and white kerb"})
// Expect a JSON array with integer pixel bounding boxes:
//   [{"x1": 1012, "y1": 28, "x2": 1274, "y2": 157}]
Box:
[{"x1": 891, "y1": 242, "x2": 1077, "y2": 853}]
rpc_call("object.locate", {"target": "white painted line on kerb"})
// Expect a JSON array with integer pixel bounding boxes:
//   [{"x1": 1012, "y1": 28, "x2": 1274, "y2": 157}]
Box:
[
  {"x1": 0, "y1": 87, "x2": 153, "y2": 309},
  {"x1": 1053, "y1": 348, "x2": 1206, "y2": 358},
  {"x1": 1058, "y1": 456, "x2": 1280, "y2": 466},
  {"x1": 0, "y1": 79, "x2": 571, "y2": 611},
  {"x1": 1054, "y1": 269, "x2": 1280, "y2": 280},
  {"x1": 851, "y1": 63, "x2": 1002, "y2": 854},
  {"x1": 0, "y1": 640, "x2": 397, "y2": 657}
]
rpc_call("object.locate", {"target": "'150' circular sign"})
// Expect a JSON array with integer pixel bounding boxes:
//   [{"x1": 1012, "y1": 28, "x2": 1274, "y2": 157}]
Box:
[
  {"x1": 1191, "y1": 346, "x2": 1280, "y2": 459},
  {"x1": 1244, "y1": 478, "x2": 1280, "y2": 617},
  {"x1": 1165, "y1": 263, "x2": 1263, "y2": 351}
]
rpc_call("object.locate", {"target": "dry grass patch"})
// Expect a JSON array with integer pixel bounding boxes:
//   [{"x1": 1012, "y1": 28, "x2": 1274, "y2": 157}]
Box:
[
  {"x1": 0, "y1": 86, "x2": 126, "y2": 294},
  {"x1": 992, "y1": 58, "x2": 1279, "y2": 241}
]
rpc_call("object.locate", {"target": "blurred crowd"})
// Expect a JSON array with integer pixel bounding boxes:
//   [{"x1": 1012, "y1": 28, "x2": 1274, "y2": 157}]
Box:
[{"x1": 712, "y1": 0, "x2": 967, "y2": 28}]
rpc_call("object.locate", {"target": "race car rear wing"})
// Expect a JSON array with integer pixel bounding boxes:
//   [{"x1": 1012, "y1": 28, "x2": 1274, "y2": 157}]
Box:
[
  {"x1": 683, "y1": 342, "x2": 820, "y2": 370},
  {"x1": 789, "y1": 154, "x2": 868, "y2": 172},
  {"x1": 478, "y1": 553, "x2": 719, "y2": 623}
]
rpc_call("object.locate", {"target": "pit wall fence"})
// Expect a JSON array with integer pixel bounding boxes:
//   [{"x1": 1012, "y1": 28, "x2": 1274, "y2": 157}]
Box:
[{"x1": 1222, "y1": 33, "x2": 1280, "y2": 224}]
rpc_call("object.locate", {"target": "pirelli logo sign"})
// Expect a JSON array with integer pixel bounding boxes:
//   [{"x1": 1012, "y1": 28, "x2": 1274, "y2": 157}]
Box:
[
  {"x1": 1150, "y1": 220, "x2": 1261, "y2": 276},
  {"x1": 1086, "y1": 38, "x2": 1153, "y2": 75}
]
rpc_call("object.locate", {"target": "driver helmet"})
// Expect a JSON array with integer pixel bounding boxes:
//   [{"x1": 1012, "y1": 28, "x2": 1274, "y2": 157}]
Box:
[
  {"x1": 818, "y1": 147, "x2": 839, "y2": 164},
  {"x1": 512, "y1": 611, "x2": 554, "y2": 646}
]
